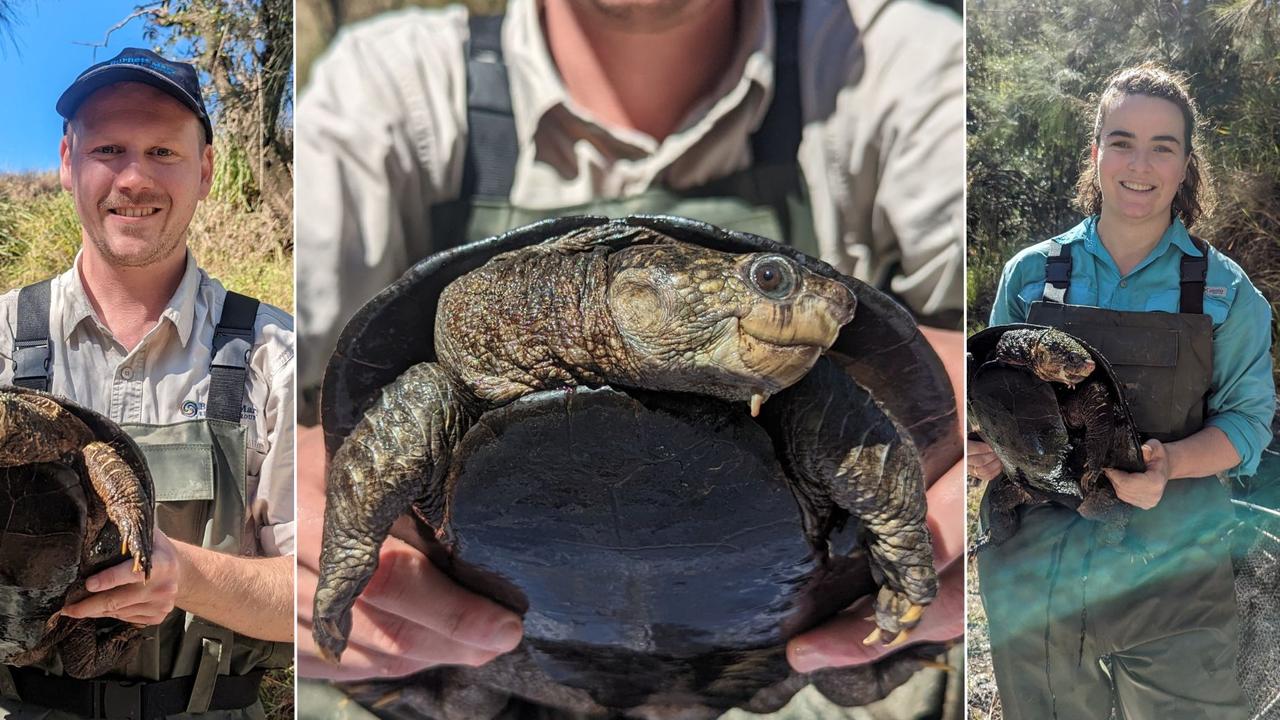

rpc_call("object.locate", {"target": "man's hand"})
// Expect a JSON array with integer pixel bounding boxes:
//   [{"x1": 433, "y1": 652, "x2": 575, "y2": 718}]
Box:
[
  {"x1": 1105, "y1": 440, "x2": 1170, "y2": 510},
  {"x1": 296, "y1": 425, "x2": 524, "y2": 681},
  {"x1": 62, "y1": 528, "x2": 181, "y2": 626},
  {"x1": 967, "y1": 438, "x2": 1003, "y2": 482}
]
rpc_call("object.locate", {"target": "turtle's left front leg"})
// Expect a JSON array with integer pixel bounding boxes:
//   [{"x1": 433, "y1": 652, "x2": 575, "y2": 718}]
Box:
[
  {"x1": 765, "y1": 356, "x2": 935, "y2": 648},
  {"x1": 81, "y1": 441, "x2": 154, "y2": 579}
]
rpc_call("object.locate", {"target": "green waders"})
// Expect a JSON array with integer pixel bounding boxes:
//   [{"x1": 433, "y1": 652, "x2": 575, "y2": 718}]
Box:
[
  {"x1": 0, "y1": 289, "x2": 292, "y2": 720},
  {"x1": 301, "y1": 5, "x2": 960, "y2": 720},
  {"x1": 978, "y1": 245, "x2": 1249, "y2": 720}
]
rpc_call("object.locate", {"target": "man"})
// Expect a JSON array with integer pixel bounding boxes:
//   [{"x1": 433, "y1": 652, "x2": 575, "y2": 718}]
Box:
[
  {"x1": 295, "y1": 0, "x2": 964, "y2": 716},
  {"x1": 0, "y1": 48, "x2": 294, "y2": 719}
]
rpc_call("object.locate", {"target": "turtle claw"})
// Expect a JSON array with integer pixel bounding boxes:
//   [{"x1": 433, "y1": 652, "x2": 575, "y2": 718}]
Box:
[
  {"x1": 899, "y1": 603, "x2": 925, "y2": 626},
  {"x1": 862, "y1": 628, "x2": 883, "y2": 646},
  {"x1": 314, "y1": 616, "x2": 348, "y2": 665},
  {"x1": 886, "y1": 629, "x2": 910, "y2": 648}
]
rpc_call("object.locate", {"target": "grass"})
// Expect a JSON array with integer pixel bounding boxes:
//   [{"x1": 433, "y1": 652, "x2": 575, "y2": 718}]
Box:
[{"x1": 0, "y1": 171, "x2": 292, "y2": 311}]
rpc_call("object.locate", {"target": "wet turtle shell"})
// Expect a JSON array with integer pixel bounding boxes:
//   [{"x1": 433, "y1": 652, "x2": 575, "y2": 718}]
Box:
[
  {"x1": 968, "y1": 324, "x2": 1145, "y2": 547},
  {"x1": 321, "y1": 215, "x2": 961, "y2": 714},
  {"x1": 0, "y1": 386, "x2": 155, "y2": 678}
]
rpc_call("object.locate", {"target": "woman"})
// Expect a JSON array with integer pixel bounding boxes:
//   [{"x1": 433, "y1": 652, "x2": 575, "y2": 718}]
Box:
[{"x1": 971, "y1": 63, "x2": 1274, "y2": 719}]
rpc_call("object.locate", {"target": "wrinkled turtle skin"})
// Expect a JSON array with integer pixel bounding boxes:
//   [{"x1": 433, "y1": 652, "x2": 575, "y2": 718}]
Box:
[
  {"x1": 318, "y1": 216, "x2": 961, "y2": 717},
  {"x1": 968, "y1": 325, "x2": 1145, "y2": 547},
  {"x1": 0, "y1": 386, "x2": 154, "y2": 678}
]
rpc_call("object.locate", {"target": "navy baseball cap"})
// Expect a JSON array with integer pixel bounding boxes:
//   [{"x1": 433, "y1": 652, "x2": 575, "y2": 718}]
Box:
[{"x1": 56, "y1": 47, "x2": 213, "y2": 144}]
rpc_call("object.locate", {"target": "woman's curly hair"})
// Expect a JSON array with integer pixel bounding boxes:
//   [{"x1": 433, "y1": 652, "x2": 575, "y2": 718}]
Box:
[{"x1": 1074, "y1": 62, "x2": 1215, "y2": 229}]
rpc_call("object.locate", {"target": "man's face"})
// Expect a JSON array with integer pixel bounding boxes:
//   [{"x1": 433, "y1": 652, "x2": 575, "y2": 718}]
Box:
[{"x1": 60, "y1": 81, "x2": 213, "y2": 268}]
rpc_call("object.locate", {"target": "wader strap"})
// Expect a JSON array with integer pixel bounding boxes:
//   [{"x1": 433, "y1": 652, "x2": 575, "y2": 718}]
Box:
[
  {"x1": 1042, "y1": 242, "x2": 1071, "y2": 304},
  {"x1": 1181, "y1": 236, "x2": 1209, "y2": 315},
  {"x1": 751, "y1": 0, "x2": 802, "y2": 167},
  {"x1": 206, "y1": 292, "x2": 258, "y2": 423},
  {"x1": 8, "y1": 667, "x2": 264, "y2": 720},
  {"x1": 13, "y1": 279, "x2": 52, "y2": 391},
  {"x1": 186, "y1": 637, "x2": 224, "y2": 714},
  {"x1": 462, "y1": 14, "x2": 518, "y2": 200}
]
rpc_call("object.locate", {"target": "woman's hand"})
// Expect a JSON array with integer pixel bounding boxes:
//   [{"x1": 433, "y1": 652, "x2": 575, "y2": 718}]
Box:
[{"x1": 967, "y1": 438, "x2": 1004, "y2": 482}]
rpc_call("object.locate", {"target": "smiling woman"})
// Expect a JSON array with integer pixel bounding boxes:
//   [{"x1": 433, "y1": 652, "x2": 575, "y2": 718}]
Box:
[{"x1": 969, "y1": 63, "x2": 1275, "y2": 720}]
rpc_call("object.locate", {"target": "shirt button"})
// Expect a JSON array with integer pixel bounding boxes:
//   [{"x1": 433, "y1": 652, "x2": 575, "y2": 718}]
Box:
[
  {"x1": 1120, "y1": 280, "x2": 1128, "y2": 288},
  {"x1": 121, "y1": 367, "x2": 133, "y2": 380}
]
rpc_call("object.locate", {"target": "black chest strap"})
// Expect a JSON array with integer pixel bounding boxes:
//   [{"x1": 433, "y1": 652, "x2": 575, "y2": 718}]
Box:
[
  {"x1": 1041, "y1": 238, "x2": 1209, "y2": 314},
  {"x1": 461, "y1": 0, "x2": 803, "y2": 201},
  {"x1": 14, "y1": 279, "x2": 53, "y2": 391},
  {"x1": 206, "y1": 291, "x2": 259, "y2": 423}
]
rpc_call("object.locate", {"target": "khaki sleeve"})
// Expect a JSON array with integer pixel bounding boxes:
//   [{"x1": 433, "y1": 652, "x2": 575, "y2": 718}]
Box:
[
  {"x1": 0, "y1": 289, "x2": 17, "y2": 385},
  {"x1": 837, "y1": 0, "x2": 964, "y2": 326},
  {"x1": 295, "y1": 8, "x2": 469, "y2": 397},
  {"x1": 251, "y1": 310, "x2": 297, "y2": 556}
]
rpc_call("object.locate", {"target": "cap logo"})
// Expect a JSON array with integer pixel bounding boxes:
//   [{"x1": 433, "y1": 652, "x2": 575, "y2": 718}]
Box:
[{"x1": 106, "y1": 55, "x2": 179, "y2": 78}]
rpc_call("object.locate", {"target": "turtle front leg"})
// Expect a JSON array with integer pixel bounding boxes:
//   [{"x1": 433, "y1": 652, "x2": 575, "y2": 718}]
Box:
[
  {"x1": 82, "y1": 441, "x2": 154, "y2": 579},
  {"x1": 313, "y1": 362, "x2": 478, "y2": 663},
  {"x1": 765, "y1": 356, "x2": 936, "y2": 648},
  {"x1": 1061, "y1": 379, "x2": 1112, "y2": 494}
]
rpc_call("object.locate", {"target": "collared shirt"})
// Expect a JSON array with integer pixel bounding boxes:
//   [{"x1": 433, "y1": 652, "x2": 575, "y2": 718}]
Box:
[
  {"x1": 295, "y1": 0, "x2": 965, "y2": 390},
  {"x1": 0, "y1": 252, "x2": 296, "y2": 555},
  {"x1": 991, "y1": 216, "x2": 1276, "y2": 476}
]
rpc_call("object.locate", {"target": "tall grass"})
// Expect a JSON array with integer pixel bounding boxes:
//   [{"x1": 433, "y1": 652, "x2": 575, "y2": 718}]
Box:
[{"x1": 0, "y1": 171, "x2": 292, "y2": 312}]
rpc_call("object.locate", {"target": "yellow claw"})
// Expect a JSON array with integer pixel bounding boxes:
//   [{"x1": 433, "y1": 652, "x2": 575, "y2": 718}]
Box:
[
  {"x1": 900, "y1": 604, "x2": 925, "y2": 626},
  {"x1": 749, "y1": 392, "x2": 765, "y2": 417},
  {"x1": 132, "y1": 556, "x2": 141, "y2": 574},
  {"x1": 862, "y1": 628, "x2": 883, "y2": 646},
  {"x1": 121, "y1": 538, "x2": 128, "y2": 555},
  {"x1": 886, "y1": 629, "x2": 910, "y2": 648}
]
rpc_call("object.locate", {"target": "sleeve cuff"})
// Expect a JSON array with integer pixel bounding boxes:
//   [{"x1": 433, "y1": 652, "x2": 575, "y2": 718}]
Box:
[{"x1": 1205, "y1": 412, "x2": 1266, "y2": 477}]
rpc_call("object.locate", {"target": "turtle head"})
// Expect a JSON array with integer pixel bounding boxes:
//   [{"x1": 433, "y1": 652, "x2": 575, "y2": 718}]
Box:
[
  {"x1": 607, "y1": 244, "x2": 856, "y2": 413},
  {"x1": 1030, "y1": 330, "x2": 1095, "y2": 386}
]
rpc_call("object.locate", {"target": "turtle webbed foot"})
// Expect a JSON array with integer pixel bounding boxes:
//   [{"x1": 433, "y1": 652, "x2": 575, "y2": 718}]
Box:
[{"x1": 862, "y1": 586, "x2": 928, "y2": 647}]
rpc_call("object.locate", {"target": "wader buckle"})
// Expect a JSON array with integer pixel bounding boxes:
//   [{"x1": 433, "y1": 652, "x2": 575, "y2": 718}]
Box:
[
  {"x1": 93, "y1": 679, "x2": 143, "y2": 720},
  {"x1": 1045, "y1": 255, "x2": 1072, "y2": 288}
]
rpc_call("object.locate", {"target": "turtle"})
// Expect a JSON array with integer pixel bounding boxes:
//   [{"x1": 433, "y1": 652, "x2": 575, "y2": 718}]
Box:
[
  {"x1": 968, "y1": 325, "x2": 1145, "y2": 547},
  {"x1": 315, "y1": 215, "x2": 961, "y2": 715},
  {"x1": 0, "y1": 386, "x2": 154, "y2": 678}
]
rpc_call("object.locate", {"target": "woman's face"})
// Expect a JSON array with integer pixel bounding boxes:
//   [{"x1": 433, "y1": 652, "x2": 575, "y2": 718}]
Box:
[{"x1": 1092, "y1": 93, "x2": 1189, "y2": 226}]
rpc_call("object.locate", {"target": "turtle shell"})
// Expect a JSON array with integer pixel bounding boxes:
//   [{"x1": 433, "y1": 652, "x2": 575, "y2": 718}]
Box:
[
  {"x1": 321, "y1": 215, "x2": 960, "y2": 710},
  {"x1": 0, "y1": 386, "x2": 154, "y2": 665},
  {"x1": 967, "y1": 323, "x2": 1143, "y2": 477}
]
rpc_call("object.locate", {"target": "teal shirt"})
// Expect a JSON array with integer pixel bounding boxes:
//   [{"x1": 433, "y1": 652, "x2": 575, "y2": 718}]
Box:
[{"x1": 990, "y1": 216, "x2": 1275, "y2": 476}]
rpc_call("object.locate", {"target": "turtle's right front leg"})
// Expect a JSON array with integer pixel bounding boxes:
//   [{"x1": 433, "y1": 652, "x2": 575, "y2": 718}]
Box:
[{"x1": 313, "y1": 362, "x2": 479, "y2": 663}]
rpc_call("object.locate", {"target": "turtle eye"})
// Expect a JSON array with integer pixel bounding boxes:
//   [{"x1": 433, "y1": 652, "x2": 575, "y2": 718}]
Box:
[{"x1": 748, "y1": 256, "x2": 796, "y2": 299}]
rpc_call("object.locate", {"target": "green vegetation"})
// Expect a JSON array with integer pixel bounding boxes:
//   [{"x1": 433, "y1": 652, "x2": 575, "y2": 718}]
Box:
[
  {"x1": 0, "y1": 170, "x2": 292, "y2": 311},
  {"x1": 967, "y1": 2, "x2": 1280, "y2": 716}
]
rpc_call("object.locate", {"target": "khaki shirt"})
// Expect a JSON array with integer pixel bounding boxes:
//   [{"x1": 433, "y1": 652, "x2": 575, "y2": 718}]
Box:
[
  {"x1": 296, "y1": 0, "x2": 965, "y2": 390},
  {"x1": 0, "y1": 252, "x2": 296, "y2": 556}
]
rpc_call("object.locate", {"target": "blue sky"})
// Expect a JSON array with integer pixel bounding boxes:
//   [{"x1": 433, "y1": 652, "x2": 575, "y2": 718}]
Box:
[{"x1": 0, "y1": 1, "x2": 152, "y2": 172}]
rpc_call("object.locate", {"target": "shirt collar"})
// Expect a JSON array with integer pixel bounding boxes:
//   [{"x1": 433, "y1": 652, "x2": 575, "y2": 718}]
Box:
[
  {"x1": 1078, "y1": 216, "x2": 1199, "y2": 276},
  {"x1": 503, "y1": 0, "x2": 775, "y2": 152},
  {"x1": 61, "y1": 250, "x2": 202, "y2": 347}
]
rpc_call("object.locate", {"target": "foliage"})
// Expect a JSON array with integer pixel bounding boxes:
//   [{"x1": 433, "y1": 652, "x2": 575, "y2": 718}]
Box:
[
  {"x1": 0, "y1": 172, "x2": 292, "y2": 311},
  {"x1": 143, "y1": 0, "x2": 294, "y2": 223},
  {"x1": 967, "y1": 0, "x2": 1280, "y2": 329}
]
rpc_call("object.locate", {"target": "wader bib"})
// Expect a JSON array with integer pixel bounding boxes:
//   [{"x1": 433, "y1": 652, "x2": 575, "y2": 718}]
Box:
[
  {"x1": 1, "y1": 284, "x2": 291, "y2": 720},
  {"x1": 978, "y1": 240, "x2": 1248, "y2": 720}
]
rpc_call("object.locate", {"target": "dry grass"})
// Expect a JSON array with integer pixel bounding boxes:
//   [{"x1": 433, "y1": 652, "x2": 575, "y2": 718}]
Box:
[{"x1": 0, "y1": 171, "x2": 292, "y2": 311}]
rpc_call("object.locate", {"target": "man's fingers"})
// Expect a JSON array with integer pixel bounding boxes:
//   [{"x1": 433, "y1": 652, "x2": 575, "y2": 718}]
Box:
[
  {"x1": 360, "y1": 545, "x2": 523, "y2": 653},
  {"x1": 63, "y1": 581, "x2": 175, "y2": 620},
  {"x1": 82, "y1": 558, "x2": 147, "y2": 594},
  {"x1": 297, "y1": 614, "x2": 500, "y2": 681}
]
